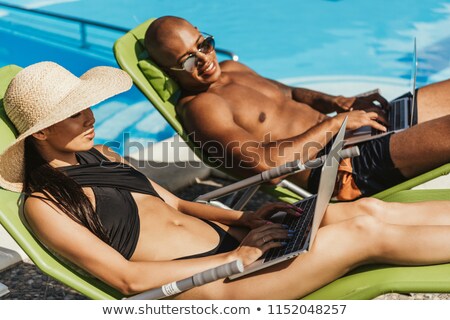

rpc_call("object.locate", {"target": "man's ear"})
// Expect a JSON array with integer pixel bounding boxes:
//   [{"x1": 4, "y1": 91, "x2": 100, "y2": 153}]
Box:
[{"x1": 32, "y1": 130, "x2": 47, "y2": 141}]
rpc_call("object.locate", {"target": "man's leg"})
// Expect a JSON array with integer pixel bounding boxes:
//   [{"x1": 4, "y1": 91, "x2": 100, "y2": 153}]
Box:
[
  {"x1": 390, "y1": 115, "x2": 450, "y2": 177},
  {"x1": 417, "y1": 79, "x2": 450, "y2": 123}
]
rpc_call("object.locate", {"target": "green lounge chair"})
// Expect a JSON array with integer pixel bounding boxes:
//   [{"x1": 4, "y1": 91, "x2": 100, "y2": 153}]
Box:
[{"x1": 112, "y1": 18, "x2": 449, "y2": 204}]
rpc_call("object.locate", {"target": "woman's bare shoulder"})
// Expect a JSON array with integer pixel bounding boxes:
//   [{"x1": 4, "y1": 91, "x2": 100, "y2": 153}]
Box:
[
  {"x1": 93, "y1": 144, "x2": 122, "y2": 162},
  {"x1": 24, "y1": 192, "x2": 61, "y2": 217}
]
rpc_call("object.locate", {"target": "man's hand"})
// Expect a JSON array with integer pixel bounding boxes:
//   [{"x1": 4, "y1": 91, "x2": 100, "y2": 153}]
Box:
[
  {"x1": 335, "y1": 92, "x2": 389, "y2": 112},
  {"x1": 335, "y1": 110, "x2": 388, "y2": 132}
]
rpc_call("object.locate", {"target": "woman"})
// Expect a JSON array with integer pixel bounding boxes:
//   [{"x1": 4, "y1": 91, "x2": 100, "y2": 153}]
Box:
[{"x1": 1, "y1": 61, "x2": 450, "y2": 299}]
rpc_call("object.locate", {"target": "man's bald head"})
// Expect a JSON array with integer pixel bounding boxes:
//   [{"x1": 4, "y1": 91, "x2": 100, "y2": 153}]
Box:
[
  {"x1": 144, "y1": 16, "x2": 222, "y2": 89},
  {"x1": 144, "y1": 16, "x2": 197, "y2": 67}
]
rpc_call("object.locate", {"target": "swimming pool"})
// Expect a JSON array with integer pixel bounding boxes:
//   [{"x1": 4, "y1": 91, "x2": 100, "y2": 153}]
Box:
[{"x1": 1, "y1": 0, "x2": 449, "y2": 156}]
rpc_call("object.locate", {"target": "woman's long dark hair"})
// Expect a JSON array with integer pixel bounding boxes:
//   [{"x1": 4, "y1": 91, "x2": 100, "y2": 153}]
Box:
[{"x1": 23, "y1": 136, "x2": 110, "y2": 243}]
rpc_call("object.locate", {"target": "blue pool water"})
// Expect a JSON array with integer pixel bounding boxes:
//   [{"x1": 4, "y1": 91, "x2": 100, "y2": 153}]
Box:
[{"x1": 1, "y1": 0, "x2": 450, "y2": 155}]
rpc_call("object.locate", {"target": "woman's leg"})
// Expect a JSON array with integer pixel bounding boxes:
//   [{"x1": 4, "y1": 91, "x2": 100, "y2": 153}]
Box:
[
  {"x1": 178, "y1": 213, "x2": 450, "y2": 299},
  {"x1": 322, "y1": 198, "x2": 450, "y2": 226}
]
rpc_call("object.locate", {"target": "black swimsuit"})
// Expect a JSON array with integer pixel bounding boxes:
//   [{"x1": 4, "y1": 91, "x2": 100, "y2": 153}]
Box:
[{"x1": 58, "y1": 148, "x2": 239, "y2": 260}]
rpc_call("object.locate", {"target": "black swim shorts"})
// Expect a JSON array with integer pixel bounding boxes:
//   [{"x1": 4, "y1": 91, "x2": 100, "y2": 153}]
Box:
[{"x1": 308, "y1": 133, "x2": 407, "y2": 198}]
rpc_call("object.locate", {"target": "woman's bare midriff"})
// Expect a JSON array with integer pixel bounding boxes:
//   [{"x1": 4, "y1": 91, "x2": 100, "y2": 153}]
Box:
[{"x1": 129, "y1": 193, "x2": 246, "y2": 262}]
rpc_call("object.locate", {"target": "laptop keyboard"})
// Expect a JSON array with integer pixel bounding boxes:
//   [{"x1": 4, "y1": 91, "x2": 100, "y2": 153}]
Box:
[
  {"x1": 263, "y1": 195, "x2": 318, "y2": 262},
  {"x1": 371, "y1": 97, "x2": 410, "y2": 135}
]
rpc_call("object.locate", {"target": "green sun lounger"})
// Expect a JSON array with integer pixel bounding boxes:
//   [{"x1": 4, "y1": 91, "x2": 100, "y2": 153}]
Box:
[{"x1": 2, "y1": 60, "x2": 450, "y2": 300}]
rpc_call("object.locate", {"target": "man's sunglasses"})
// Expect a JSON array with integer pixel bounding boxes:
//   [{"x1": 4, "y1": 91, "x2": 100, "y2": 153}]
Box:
[{"x1": 170, "y1": 33, "x2": 215, "y2": 73}]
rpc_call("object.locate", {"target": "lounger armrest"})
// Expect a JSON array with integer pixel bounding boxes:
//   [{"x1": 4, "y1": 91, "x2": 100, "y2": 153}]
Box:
[
  {"x1": 125, "y1": 260, "x2": 243, "y2": 300},
  {"x1": 195, "y1": 147, "x2": 359, "y2": 202}
]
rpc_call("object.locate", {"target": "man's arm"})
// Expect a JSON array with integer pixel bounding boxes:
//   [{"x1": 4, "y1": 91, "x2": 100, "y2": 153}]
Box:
[
  {"x1": 267, "y1": 79, "x2": 389, "y2": 115},
  {"x1": 224, "y1": 60, "x2": 389, "y2": 114},
  {"x1": 182, "y1": 92, "x2": 388, "y2": 175},
  {"x1": 292, "y1": 87, "x2": 349, "y2": 114}
]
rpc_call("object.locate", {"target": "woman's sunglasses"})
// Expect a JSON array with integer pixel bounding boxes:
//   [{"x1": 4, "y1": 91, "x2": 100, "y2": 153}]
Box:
[{"x1": 170, "y1": 33, "x2": 215, "y2": 73}]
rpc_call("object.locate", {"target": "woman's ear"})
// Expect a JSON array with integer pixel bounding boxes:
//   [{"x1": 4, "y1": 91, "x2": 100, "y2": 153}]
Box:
[{"x1": 32, "y1": 130, "x2": 47, "y2": 141}]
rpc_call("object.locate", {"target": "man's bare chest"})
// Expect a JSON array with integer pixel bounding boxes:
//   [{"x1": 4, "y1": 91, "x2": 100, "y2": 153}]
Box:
[{"x1": 215, "y1": 76, "x2": 286, "y2": 108}]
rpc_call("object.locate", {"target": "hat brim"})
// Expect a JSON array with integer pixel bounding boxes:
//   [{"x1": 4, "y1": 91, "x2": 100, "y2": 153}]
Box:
[{"x1": 0, "y1": 66, "x2": 132, "y2": 192}]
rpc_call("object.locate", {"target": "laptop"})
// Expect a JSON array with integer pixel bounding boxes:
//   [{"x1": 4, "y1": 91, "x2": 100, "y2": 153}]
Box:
[
  {"x1": 344, "y1": 38, "x2": 418, "y2": 146},
  {"x1": 229, "y1": 117, "x2": 348, "y2": 280}
]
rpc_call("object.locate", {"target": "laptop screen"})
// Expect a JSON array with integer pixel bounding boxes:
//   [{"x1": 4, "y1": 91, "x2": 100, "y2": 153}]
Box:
[
  {"x1": 410, "y1": 37, "x2": 417, "y2": 126},
  {"x1": 308, "y1": 116, "x2": 347, "y2": 250}
]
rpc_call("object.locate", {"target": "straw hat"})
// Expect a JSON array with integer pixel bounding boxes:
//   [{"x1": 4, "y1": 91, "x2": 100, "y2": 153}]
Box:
[{"x1": 0, "y1": 61, "x2": 133, "y2": 192}]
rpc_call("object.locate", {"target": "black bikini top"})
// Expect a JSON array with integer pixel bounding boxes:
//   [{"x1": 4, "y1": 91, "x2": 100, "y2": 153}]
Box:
[{"x1": 58, "y1": 148, "x2": 163, "y2": 259}]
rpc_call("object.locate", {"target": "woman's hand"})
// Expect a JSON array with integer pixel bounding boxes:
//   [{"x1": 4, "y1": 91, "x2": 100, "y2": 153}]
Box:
[
  {"x1": 231, "y1": 223, "x2": 292, "y2": 266},
  {"x1": 239, "y1": 202, "x2": 302, "y2": 229}
]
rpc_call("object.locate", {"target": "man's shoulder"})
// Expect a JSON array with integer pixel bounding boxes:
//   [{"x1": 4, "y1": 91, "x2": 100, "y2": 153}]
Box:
[
  {"x1": 180, "y1": 90, "x2": 228, "y2": 112},
  {"x1": 220, "y1": 60, "x2": 256, "y2": 74},
  {"x1": 177, "y1": 91, "x2": 232, "y2": 128}
]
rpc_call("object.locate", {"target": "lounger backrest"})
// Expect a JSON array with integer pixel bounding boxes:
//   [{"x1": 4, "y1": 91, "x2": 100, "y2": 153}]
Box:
[
  {"x1": 113, "y1": 19, "x2": 185, "y2": 133},
  {"x1": 0, "y1": 66, "x2": 27, "y2": 264},
  {"x1": 0, "y1": 65, "x2": 20, "y2": 149}
]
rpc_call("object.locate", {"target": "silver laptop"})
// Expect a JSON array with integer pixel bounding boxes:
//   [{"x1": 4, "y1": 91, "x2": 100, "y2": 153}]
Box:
[
  {"x1": 229, "y1": 117, "x2": 348, "y2": 280},
  {"x1": 344, "y1": 38, "x2": 417, "y2": 146}
]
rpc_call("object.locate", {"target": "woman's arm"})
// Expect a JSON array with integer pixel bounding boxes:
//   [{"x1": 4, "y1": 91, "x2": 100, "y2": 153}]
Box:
[
  {"x1": 24, "y1": 196, "x2": 239, "y2": 295},
  {"x1": 25, "y1": 194, "x2": 290, "y2": 295},
  {"x1": 175, "y1": 197, "x2": 302, "y2": 229}
]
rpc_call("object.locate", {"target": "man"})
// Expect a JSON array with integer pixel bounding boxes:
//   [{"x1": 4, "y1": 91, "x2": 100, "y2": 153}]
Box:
[{"x1": 144, "y1": 16, "x2": 450, "y2": 200}]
